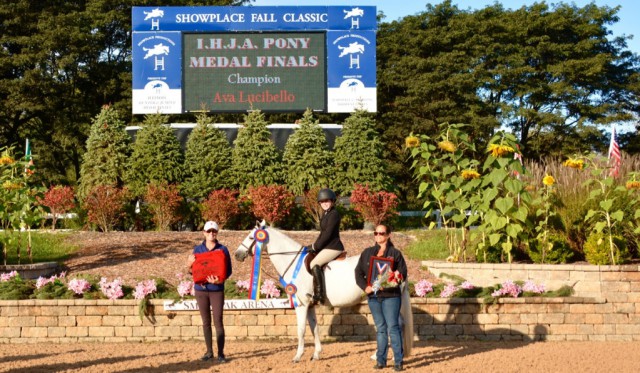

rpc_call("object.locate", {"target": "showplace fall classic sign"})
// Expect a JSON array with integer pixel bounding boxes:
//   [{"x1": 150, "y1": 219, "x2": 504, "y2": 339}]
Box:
[{"x1": 164, "y1": 298, "x2": 293, "y2": 310}]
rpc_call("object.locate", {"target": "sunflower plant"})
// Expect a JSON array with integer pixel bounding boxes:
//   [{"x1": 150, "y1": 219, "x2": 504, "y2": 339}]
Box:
[
  {"x1": 471, "y1": 132, "x2": 529, "y2": 263},
  {"x1": 529, "y1": 174, "x2": 558, "y2": 263},
  {"x1": 0, "y1": 145, "x2": 45, "y2": 265},
  {"x1": 407, "y1": 123, "x2": 480, "y2": 262}
]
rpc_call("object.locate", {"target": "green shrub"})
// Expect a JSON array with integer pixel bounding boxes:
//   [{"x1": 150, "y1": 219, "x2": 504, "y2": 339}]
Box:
[
  {"x1": 583, "y1": 232, "x2": 630, "y2": 265},
  {"x1": 528, "y1": 232, "x2": 575, "y2": 264}
]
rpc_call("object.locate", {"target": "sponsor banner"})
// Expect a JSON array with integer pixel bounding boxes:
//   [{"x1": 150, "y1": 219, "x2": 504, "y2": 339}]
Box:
[
  {"x1": 132, "y1": 6, "x2": 377, "y2": 32},
  {"x1": 164, "y1": 298, "x2": 293, "y2": 311},
  {"x1": 326, "y1": 30, "x2": 376, "y2": 112},
  {"x1": 132, "y1": 31, "x2": 182, "y2": 114}
]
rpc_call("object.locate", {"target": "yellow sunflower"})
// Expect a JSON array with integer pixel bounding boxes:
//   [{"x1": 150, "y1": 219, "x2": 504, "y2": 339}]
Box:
[
  {"x1": 487, "y1": 143, "x2": 515, "y2": 157},
  {"x1": 542, "y1": 175, "x2": 555, "y2": 186},
  {"x1": 0, "y1": 156, "x2": 15, "y2": 165},
  {"x1": 405, "y1": 135, "x2": 420, "y2": 148},
  {"x1": 626, "y1": 181, "x2": 640, "y2": 190},
  {"x1": 563, "y1": 158, "x2": 584, "y2": 170},
  {"x1": 461, "y1": 169, "x2": 481, "y2": 180},
  {"x1": 438, "y1": 140, "x2": 456, "y2": 153}
]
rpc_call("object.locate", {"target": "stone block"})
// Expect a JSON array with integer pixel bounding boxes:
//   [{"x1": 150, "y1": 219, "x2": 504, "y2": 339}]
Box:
[
  {"x1": 264, "y1": 325, "x2": 288, "y2": 336},
  {"x1": 65, "y1": 327, "x2": 88, "y2": 337},
  {"x1": 564, "y1": 313, "x2": 586, "y2": 324},
  {"x1": 132, "y1": 326, "x2": 155, "y2": 337},
  {"x1": 76, "y1": 316, "x2": 102, "y2": 327},
  {"x1": 124, "y1": 316, "x2": 143, "y2": 327},
  {"x1": 35, "y1": 316, "x2": 58, "y2": 327},
  {"x1": 18, "y1": 306, "x2": 41, "y2": 316},
  {"x1": 88, "y1": 326, "x2": 114, "y2": 337},
  {"x1": 58, "y1": 316, "x2": 76, "y2": 327},
  {"x1": 102, "y1": 316, "x2": 125, "y2": 326},
  {"x1": 0, "y1": 327, "x2": 21, "y2": 338},
  {"x1": 498, "y1": 314, "x2": 521, "y2": 324},
  {"x1": 331, "y1": 324, "x2": 353, "y2": 336},
  {"x1": 224, "y1": 325, "x2": 248, "y2": 337},
  {"x1": 444, "y1": 325, "x2": 463, "y2": 335},
  {"x1": 256, "y1": 315, "x2": 274, "y2": 326},
  {"x1": 47, "y1": 327, "x2": 66, "y2": 338},
  {"x1": 473, "y1": 314, "x2": 498, "y2": 325},
  {"x1": 154, "y1": 326, "x2": 181, "y2": 337},
  {"x1": 247, "y1": 325, "x2": 265, "y2": 336},
  {"x1": 274, "y1": 315, "x2": 296, "y2": 326},
  {"x1": 236, "y1": 314, "x2": 258, "y2": 326},
  {"x1": 167, "y1": 315, "x2": 192, "y2": 326},
  {"x1": 8, "y1": 316, "x2": 35, "y2": 327},
  {"x1": 114, "y1": 326, "x2": 133, "y2": 337},
  {"x1": 67, "y1": 306, "x2": 86, "y2": 316},
  {"x1": 39, "y1": 306, "x2": 68, "y2": 316},
  {"x1": 537, "y1": 313, "x2": 564, "y2": 324},
  {"x1": 585, "y1": 313, "x2": 603, "y2": 324}
]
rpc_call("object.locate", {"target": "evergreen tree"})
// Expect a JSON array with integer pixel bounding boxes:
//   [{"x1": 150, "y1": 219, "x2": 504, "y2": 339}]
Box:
[
  {"x1": 183, "y1": 112, "x2": 233, "y2": 200},
  {"x1": 125, "y1": 114, "x2": 184, "y2": 198},
  {"x1": 333, "y1": 109, "x2": 391, "y2": 195},
  {"x1": 282, "y1": 109, "x2": 334, "y2": 195},
  {"x1": 77, "y1": 105, "x2": 131, "y2": 200},
  {"x1": 231, "y1": 110, "x2": 282, "y2": 190}
]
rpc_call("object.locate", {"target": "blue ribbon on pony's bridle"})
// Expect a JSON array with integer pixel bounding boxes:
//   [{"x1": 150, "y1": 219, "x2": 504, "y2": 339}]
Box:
[{"x1": 279, "y1": 246, "x2": 308, "y2": 307}]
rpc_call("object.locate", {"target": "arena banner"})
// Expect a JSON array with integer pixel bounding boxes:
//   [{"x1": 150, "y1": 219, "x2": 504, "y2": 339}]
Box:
[
  {"x1": 163, "y1": 298, "x2": 293, "y2": 311},
  {"x1": 132, "y1": 6, "x2": 377, "y2": 114}
]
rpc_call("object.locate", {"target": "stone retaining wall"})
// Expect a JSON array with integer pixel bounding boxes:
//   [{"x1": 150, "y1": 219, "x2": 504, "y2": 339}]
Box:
[
  {"x1": 424, "y1": 261, "x2": 640, "y2": 298},
  {"x1": 2, "y1": 263, "x2": 639, "y2": 343},
  {"x1": 1, "y1": 295, "x2": 638, "y2": 343}
]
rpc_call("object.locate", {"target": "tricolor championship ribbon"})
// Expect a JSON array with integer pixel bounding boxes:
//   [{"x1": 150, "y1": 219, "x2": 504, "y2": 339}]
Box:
[
  {"x1": 248, "y1": 228, "x2": 269, "y2": 300},
  {"x1": 279, "y1": 246, "x2": 308, "y2": 307}
]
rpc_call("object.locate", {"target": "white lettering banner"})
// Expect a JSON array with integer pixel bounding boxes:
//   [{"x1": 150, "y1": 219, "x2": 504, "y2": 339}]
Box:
[{"x1": 163, "y1": 298, "x2": 293, "y2": 311}]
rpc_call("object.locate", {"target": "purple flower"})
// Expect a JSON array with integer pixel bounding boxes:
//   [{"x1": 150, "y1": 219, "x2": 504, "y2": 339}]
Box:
[
  {"x1": 414, "y1": 279, "x2": 434, "y2": 297},
  {"x1": 35, "y1": 273, "x2": 64, "y2": 289},
  {"x1": 493, "y1": 280, "x2": 522, "y2": 298}
]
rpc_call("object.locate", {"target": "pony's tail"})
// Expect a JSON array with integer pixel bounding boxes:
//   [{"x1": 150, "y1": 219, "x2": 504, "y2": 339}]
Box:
[{"x1": 400, "y1": 282, "x2": 414, "y2": 357}]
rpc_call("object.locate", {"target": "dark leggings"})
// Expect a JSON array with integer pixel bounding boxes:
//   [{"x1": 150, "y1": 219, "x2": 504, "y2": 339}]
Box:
[{"x1": 195, "y1": 290, "x2": 225, "y2": 356}]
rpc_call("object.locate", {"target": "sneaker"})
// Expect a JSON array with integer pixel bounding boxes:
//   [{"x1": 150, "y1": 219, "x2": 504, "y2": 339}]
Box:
[
  {"x1": 394, "y1": 364, "x2": 404, "y2": 371},
  {"x1": 373, "y1": 363, "x2": 385, "y2": 369},
  {"x1": 200, "y1": 352, "x2": 213, "y2": 361},
  {"x1": 217, "y1": 355, "x2": 227, "y2": 363}
]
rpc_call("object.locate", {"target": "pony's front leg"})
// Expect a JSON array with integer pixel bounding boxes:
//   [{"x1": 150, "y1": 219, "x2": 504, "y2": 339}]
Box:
[
  {"x1": 293, "y1": 305, "x2": 309, "y2": 363},
  {"x1": 306, "y1": 306, "x2": 322, "y2": 360}
]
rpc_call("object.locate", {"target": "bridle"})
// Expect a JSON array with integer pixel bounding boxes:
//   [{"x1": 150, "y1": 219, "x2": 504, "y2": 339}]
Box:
[{"x1": 240, "y1": 227, "x2": 307, "y2": 280}]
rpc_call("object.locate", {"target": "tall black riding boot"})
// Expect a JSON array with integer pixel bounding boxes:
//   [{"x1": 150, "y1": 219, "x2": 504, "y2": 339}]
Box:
[{"x1": 312, "y1": 265, "x2": 325, "y2": 305}]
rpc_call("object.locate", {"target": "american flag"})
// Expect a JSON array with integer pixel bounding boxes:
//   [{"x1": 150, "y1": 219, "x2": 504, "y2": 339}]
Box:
[{"x1": 608, "y1": 125, "x2": 621, "y2": 177}]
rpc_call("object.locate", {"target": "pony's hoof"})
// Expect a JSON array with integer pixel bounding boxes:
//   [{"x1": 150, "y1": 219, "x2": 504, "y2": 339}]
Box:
[
  {"x1": 293, "y1": 356, "x2": 301, "y2": 363},
  {"x1": 312, "y1": 355, "x2": 321, "y2": 361}
]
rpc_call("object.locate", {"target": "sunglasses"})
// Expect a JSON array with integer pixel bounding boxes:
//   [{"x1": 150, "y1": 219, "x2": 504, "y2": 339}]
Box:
[
  {"x1": 205, "y1": 229, "x2": 218, "y2": 234},
  {"x1": 373, "y1": 231, "x2": 387, "y2": 236}
]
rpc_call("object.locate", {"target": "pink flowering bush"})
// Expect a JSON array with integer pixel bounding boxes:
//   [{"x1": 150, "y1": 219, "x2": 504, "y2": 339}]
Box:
[
  {"x1": 236, "y1": 279, "x2": 250, "y2": 292},
  {"x1": 440, "y1": 283, "x2": 459, "y2": 298},
  {"x1": 522, "y1": 280, "x2": 546, "y2": 294},
  {"x1": 99, "y1": 277, "x2": 124, "y2": 300},
  {"x1": 36, "y1": 272, "x2": 66, "y2": 289},
  {"x1": 1, "y1": 271, "x2": 18, "y2": 282},
  {"x1": 491, "y1": 280, "x2": 523, "y2": 298},
  {"x1": 175, "y1": 273, "x2": 194, "y2": 298},
  {"x1": 67, "y1": 278, "x2": 92, "y2": 295},
  {"x1": 414, "y1": 279, "x2": 434, "y2": 297},
  {"x1": 260, "y1": 279, "x2": 281, "y2": 298},
  {"x1": 133, "y1": 279, "x2": 157, "y2": 300}
]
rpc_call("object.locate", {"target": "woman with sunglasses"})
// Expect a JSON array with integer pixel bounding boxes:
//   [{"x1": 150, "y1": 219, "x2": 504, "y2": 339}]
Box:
[
  {"x1": 186, "y1": 221, "x2": 233, "y2": 363},
  {"x1": 354, "y1": 224, "x2": 408, "y2": 371}
]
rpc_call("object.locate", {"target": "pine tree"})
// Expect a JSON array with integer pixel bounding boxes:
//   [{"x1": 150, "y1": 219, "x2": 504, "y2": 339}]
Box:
[
  {"x1": 125, "y1": 114, "x2": 184, "y2": 198},
  {"x1": 231, "y1": 110, "x2": 283, "y2": 190},
  {"x1": 183, "y1": 113, "x2": 233, "y2": 200},
  {"x1": 282, "y1": 109, "x2": 334, "y2": 195},
  {"x1": 77, "y1": 105, "x2": 131, "y2": 200},
  {"x1": 333, "y1": 109, "x2": 391, "y2": 195}
]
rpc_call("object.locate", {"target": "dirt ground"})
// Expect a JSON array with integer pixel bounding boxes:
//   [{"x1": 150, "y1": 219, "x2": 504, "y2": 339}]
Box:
[
  {"x1": 6, "y1": 230, "x2": 639, "y2": 372},
  {"x1": 2, "y1": 340, "x2": 640, "y2": 372}
]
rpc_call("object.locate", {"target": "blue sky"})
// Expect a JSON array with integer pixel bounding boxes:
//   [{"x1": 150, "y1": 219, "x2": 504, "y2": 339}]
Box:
[{"x1": 251, "y1": 1, "x2": 639, "y2": 55}]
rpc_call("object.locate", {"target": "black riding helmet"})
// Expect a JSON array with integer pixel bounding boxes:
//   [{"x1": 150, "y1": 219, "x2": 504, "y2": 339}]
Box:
[{"x1": 317, "y1": 188, "x2": 336, "y2": 202}]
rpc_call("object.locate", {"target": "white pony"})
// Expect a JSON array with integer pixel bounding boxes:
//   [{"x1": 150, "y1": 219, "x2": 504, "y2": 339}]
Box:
[{"x1": 234, "y1": 222, "x2": 413, "y2": 363}]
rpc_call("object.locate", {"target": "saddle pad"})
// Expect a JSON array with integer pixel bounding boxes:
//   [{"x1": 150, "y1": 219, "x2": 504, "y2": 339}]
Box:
[{"x1": 192, "y1": 250, "x2": 227, "y2": 284}]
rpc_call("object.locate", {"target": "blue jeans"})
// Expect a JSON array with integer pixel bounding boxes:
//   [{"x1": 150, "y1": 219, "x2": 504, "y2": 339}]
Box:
[{"x1": 368, "y1": 296, "x2": 403, "y2": 366}]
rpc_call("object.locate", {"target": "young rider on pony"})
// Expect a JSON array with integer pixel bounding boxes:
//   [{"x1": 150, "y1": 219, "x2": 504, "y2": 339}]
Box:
[{"x1": 307, "y1": 188, "x2": 344, "y2": 304}]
